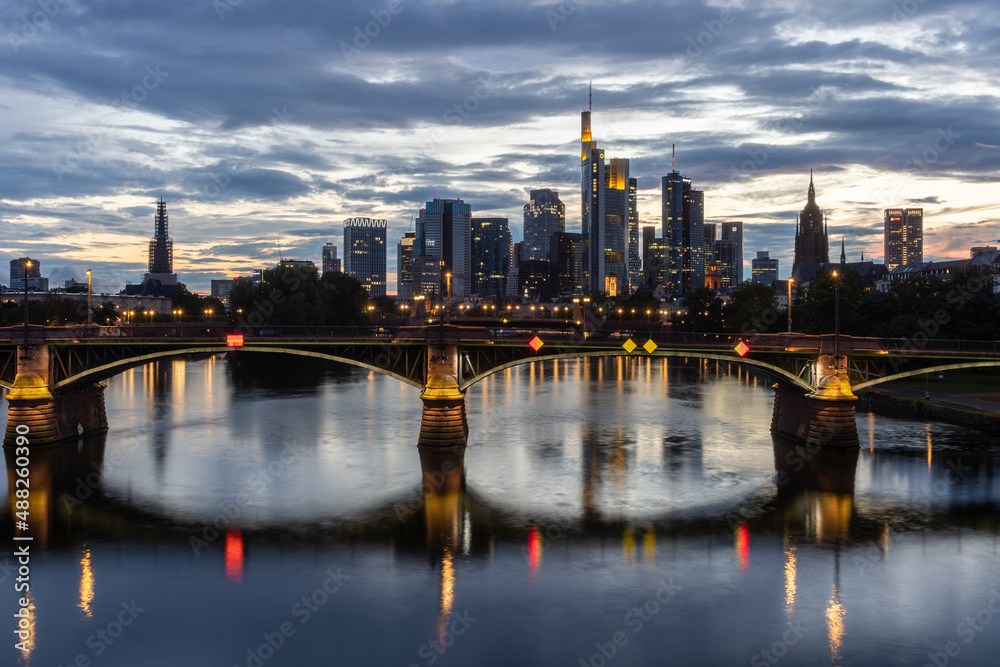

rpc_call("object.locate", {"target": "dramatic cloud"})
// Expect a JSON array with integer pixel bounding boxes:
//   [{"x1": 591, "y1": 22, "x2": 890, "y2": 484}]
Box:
[{"x1": 0, "y1": 0, "x2": 997, "y2": 291}]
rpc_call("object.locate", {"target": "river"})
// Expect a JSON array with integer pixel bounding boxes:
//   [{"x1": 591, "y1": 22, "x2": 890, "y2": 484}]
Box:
[{"x1": 2, "y1": 354, "x2": 999, "y2": 666}]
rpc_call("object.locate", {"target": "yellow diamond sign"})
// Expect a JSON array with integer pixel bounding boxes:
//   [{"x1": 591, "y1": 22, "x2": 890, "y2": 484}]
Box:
[
  {"x1": 622, "y1": 338, "x2": 637, "y2": 353},
  {"x1": 643, "y1": 339, "x2": 658, "y2": 354}
]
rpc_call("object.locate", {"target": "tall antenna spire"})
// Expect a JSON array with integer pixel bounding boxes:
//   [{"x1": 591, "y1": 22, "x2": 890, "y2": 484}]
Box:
[
  {"x1": 588, "y1": 80, "x2": 592, "y2": 112},
  {"x1": 672, "y1": 143, "x2": 675, "y2": 171}
]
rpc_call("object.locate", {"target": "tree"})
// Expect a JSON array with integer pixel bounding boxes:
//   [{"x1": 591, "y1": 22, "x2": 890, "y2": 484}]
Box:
[
  {"x1": 321, "y1": 271, "x2": 370, "y2": 327},
  {"x1": 723, "y1": 281, "x2": 778, "y2": 333},
  {"x1": 796, "y1": 267, "x2": 866, "y2": 335},
  {"x1": 93, "y1": 301, "x2": 119, "y2": 325},
  {"x1": 675, "y1": 287, "x2": 724, "y2": 332}
]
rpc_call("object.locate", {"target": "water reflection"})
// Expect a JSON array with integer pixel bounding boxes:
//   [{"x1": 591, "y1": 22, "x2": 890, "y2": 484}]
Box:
[
  {"x1": 4, "y1": 434, "x2": 107, "y2": 549},
  {"x1": 772, "y1": 437, "x2": 859, "y2": 544}
]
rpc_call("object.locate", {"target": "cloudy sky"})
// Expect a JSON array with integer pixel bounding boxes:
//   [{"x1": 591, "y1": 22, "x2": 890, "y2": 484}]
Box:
[{"x1": 2, "y1": 0, "x2": 999, "y2": 294}]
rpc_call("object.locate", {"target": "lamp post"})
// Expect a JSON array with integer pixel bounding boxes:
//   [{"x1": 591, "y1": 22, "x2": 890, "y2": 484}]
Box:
[
  {"x1": 787, "y1": 277, "x2": 793, "y2": 333},
  {"x1": 445, "y1": 272, "x2": 452, "y2": 324},
  {"x1": 86, "y1": 268, "x2": 93, "y2": 324},
  {"x1": 832, "y1": 270, "x2": 840, "y2": 362},
  {"x1": 23, "y1": 259, "x2": 31, "y2": 346}
]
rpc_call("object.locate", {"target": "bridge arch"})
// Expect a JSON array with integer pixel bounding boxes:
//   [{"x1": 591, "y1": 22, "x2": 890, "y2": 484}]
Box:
[
  {"x1": 852, "y1": 361, "x2": 1000, "y2": 391},
  {"x1": 458, "y1": 350, "x2": 815, "y2": 393},
  {"x1": 54, "y1": 346, "x2": 425, "y2": 390}
]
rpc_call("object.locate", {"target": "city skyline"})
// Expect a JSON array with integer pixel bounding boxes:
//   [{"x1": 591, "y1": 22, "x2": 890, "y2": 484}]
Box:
[{"x1": 1, "y1": 1, "x2": 999, "y2": 293}]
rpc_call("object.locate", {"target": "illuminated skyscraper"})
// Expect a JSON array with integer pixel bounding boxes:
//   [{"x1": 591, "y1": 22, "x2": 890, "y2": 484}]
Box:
[
  {"x1": 9, "y1": 258, "x2": 47, "y2": 291},
  {"x1": 752, "y1": 251, "x2": 779, "y2": 286},
  {"x1": 416, "y1": 198, "x2": 472, "y2": 298},
  {"x1": 471, "y1": 217, "x2": 511, "y2": 297},
  {"x1": 581, "y1": 101, "x2": 605, "y2": 293},
  {"x1": 661, "y1": 154, "x2": 704, "y2": 295},
  {"x1": 549, "y1": 231, "x2": 584, "y2": 297},
  {"x1": 322, "y1": 243, "x2": 341, "y2": 274},
  {"x1": 627, "y1": 178, "x2": 641, "y2": 291},
  {"x1": 343, "y1": 218, "x2": 387, "y2": 297},
  {"x1": 884, "y1": 208, "x2": 923, "y2": 271},
  {"x1": 581, "y1": 94, "x2": 636, "y2": 294},
  {"x1": 604, "y1": 157, "x2": 630, "y2": 295},
  {"x1": 523, "y1": 190, "x2": 565, "y2": 262},
  {"x1": 396, "y1": 231, "x2": 415, "y2": 298},
  {"x1": 719, "y1": 221, "x2": 743, "y2": 289},
  {"x1": 703, "y1": 223, "x2": 717, "y2": 279}
]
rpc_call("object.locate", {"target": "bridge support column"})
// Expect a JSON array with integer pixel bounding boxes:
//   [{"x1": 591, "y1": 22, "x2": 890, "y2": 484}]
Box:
[
  {"x1": 418, "y1": 375, "x2": 468, "y2": 447},
  {"x1": 4, "y1": 345, "x2": 108, "y2": 447},
  {"x1": 771, "y1": 355, "x2": 858, "y2": 448}
]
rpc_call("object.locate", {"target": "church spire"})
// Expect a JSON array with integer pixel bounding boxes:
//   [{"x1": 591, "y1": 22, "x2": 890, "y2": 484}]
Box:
[
  {"x1": 808, "y1": 169, "x2": 815, "y2": 205},
  {"x1": 840, "y1": 238, "x2": 846, "y2": 265}
]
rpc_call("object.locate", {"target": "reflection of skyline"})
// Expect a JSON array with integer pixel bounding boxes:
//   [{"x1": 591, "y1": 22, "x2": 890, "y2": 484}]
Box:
[{"x1": 5, "y1": 406, "x2": 1000, "y2": 667}]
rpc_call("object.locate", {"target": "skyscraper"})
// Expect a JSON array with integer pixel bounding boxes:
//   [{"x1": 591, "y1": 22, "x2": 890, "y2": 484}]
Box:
[
  {"x1": 791, "y1": 171, "x2": 829, "y2": 280},
  {"x1": 713, "y1": 239, "x2": 737, "y2": 291},
  {"x1": 549, "y1": 231, "x2": 584, "y2": 297},
  {"x1": 581, "y1": 115, "x2": 605, "y2": 293},
  {"x1": 627, "y1": 178, "x2": 641, "y2": 292},
  {"x1": 752, "y1": 251, "x2": 779, "y2": 286},
  {"x1": 471, "y1": 217, "x2": 511, "y2": 297},
  {"x1": 581, "y1": 94, "x2": 635, "y2": 295},
  {"x1": 703, "y1": 223, "x2": 717, "y2": 280},
  {"x1": 661, "y1": 150, "x2": 703, "y2": 295},
  {"x1": 719, "y1": 221, "x2": 743, "y2": 289},
  {"x1": 397, "y1": 231, "x2": 415, "y2": 298},
  {"x1": 416, "y1": 198, "x2": 472, "y2": 298},
  {"x1": 146, "y1": 197, "x2": 177, "y2": 285},
  {"x1": 884, "y1": 208, "x2": 923, "y2": 271},
  {"x1": 641, "y1": 225, "x2": 657, "y2": 286},
  {"x1": 523, "y1": 190, "x2": 565, "y2": 262},
  {"x1": 322, "y1": 243, "x2": 341, "y2": 274},
  {"x1": 9, "y1": 258, "x2": 47, "y2": 291},
  {"x1": 343, "y1": 218, "x2": 387, "y2": 297},
  {"x1": 603, "y1": 157, "x2": 630, "y2": 295}
]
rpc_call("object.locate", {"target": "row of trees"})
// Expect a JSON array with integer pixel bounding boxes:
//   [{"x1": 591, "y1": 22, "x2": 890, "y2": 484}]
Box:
[
  {"x1": 0, "y1": 287, "x2": 226, "y2": 327},
  {"x1": 674, "y1": 267, "x2": 1000, "y2": 340}
]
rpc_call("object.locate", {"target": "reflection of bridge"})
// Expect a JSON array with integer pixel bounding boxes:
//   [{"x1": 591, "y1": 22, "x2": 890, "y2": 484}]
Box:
[{"x1": 3, "y1": 324, "x2": 999, "y2": 447}]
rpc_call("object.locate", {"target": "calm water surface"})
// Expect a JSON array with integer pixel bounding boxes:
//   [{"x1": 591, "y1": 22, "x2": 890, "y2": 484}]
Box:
[{"x1": 2, "y1": 354, "x2": 999, "y2": 667}]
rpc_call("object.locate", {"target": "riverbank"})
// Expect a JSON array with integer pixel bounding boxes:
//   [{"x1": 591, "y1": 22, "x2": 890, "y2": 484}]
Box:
[{"x1": 857, "y1": 386, "x2": 1000, "y2": 433}]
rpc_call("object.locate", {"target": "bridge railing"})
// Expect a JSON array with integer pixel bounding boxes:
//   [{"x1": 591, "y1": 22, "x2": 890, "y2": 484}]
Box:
[{"x1": 0, "y1": 324, "x2": 401, "y2": 342}]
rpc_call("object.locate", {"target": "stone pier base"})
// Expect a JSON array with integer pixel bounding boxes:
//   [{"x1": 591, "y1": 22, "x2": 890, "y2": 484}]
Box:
[
  {"x1": 4, "y1": 373, "x2": 108, "y2": 446},
  {"x1": 772, "y1": 376, "x2": 859, "y2": 448},
  {"x1": 417, "y1": 374, "x2": 468, "y2": 448}
]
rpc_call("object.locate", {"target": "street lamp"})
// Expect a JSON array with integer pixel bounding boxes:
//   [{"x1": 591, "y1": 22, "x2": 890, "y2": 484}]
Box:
[
  {"x1": 23, "y1": 259, "x2": 31, "y2": 345},
  {"x1": 832, "y1": 271, "x2": 840, "y2": 362},
  {"x1": 86, "y1": 269, "x2": 93, "y2": 324},
  {"x1": 445, "y1": 272, "x2": 452, "y2": 324},
  {"x1": 787, "y1": 277, "x2": 793, "y2": 333}
]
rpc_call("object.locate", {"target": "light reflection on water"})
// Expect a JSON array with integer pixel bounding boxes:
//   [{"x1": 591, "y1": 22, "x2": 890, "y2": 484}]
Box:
[{"x1": 1, "y1": 354, "x2": 998, "y2": 667}]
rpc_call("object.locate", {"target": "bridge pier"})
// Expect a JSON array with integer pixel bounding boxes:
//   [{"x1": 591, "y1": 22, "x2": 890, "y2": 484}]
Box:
[
  {"x1": 3, "y1": 345, "x2": 108, "y2": 447},
  {"x1": 418, "y1": 343, "x2": 468, "y2": 448},
  {"x1": 771, "y1": 355, "x2": 859, "y2": 448}
]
